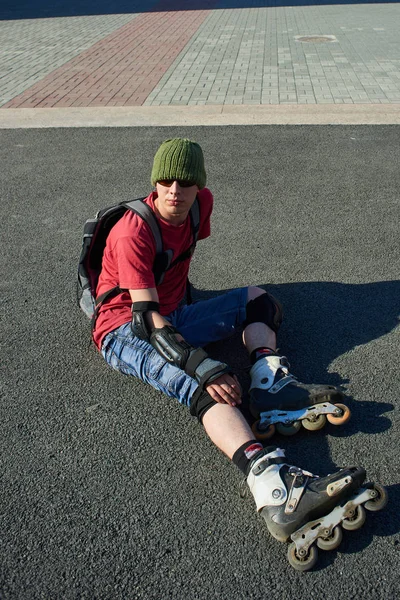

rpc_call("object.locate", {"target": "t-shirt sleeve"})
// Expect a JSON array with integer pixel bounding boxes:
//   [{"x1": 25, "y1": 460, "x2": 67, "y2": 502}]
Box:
[
  {"x1": 198, "y1": 187, "x2": 213, "y2": 240},
  {"x1": 114, "y1": 221, "x2": 156, "y2": 290}
]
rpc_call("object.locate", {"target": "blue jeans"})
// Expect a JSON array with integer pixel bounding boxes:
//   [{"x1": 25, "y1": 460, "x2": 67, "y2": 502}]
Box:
[{"x1": 101, "y1": 287, "x2": 248, "y2": 407}]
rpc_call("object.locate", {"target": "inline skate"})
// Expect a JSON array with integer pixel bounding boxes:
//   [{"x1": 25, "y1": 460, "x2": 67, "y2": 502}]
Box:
[
  {"x1": 245, "y1": 447, "x2": 387, "y2": 571},
  {"x1": 249, "y1": 354, "x2": 351, "y2": 439}
]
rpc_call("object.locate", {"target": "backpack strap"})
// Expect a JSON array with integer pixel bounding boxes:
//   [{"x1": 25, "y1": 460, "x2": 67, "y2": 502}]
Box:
[
  {"x1": 124, "y1": 199, "x2": 174, "y2": 284},
  {"x1": 190, "y1": 196, "x2": 200, "y2": 244},
  {"x1": 123, "y1": 199, "x2": 164, "y2": 255},
  {"x1": 91, "y1": 286, "x2": 122, "y2": 332}
]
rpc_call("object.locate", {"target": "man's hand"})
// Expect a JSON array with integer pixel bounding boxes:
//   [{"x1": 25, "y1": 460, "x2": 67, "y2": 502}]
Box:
[{"x1": 205, "y1": 374, "x2": 242, "y2": 407}]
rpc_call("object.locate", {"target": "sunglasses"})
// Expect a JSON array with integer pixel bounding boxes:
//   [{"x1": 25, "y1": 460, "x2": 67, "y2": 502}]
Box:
[{"x1": 157, "y1": 179, "x2": 196, "y2": 188}]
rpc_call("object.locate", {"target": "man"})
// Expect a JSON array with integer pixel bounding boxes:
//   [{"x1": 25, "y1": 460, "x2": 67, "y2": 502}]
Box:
[{"x1": 92, "y1": 138, "x2": 385, "y2": 570}]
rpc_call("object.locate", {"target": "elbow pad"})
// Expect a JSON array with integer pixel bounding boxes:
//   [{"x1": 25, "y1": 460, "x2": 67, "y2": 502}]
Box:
[
  {"x1": 131, "y1": 301, "x2": 160, "y2": 341},
  {"x1": 149, "y1": 326, "x2": 231, "y2": 386}
]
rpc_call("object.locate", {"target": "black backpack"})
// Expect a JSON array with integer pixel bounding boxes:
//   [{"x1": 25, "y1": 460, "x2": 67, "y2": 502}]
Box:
[{"x1": 77, "y1": 197, "x2": 200, "y2": 325}]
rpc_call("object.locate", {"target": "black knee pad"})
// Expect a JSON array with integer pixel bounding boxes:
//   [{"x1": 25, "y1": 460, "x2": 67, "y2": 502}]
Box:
[
  {"x1": 243, "y1": 292, "x2": 283, "y2": 334},
  {"x1": 190, "y1": 389, "x2": 218, "y2": 423}
]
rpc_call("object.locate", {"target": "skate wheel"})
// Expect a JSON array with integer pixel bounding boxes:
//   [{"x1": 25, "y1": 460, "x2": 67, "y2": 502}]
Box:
[
  {"x1": 251, "y1": 420, "x2": 275, "y2": 441},
  {"x1": 316, "y1": 526, "x2": 343, "y2": 551},
  {"x1": 342, "y1": 504, "x2": 366, "y2": 531},
  {"x1": 287, "y1": 542, "x2": 318, "y2": 572},
  {"x1": 327, "y1": 403, "x2": 351, "y2": 425},
  {"x1": 276, "y1": 421, "x2": 302, "y2": 436},
  {"x1": 302, "y1": 414, "x2": 327, "y2": 431},
  {"x1": 365, "y1": 484, "x2": 388, "y2": 512}
]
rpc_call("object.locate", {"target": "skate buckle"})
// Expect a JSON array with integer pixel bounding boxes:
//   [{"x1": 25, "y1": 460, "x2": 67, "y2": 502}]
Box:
[
  {"x1": 253, "y1": 461, "x2": 269, "y2": 476},
  {"x1": 268, "y1": 375, "x2": 297, "y2": 395},
  {"x1": 327, "y1": 476, "x2": 352, "y2": 497},
  {"x1": 285, "y1": 468, "x2": 308, "y2": 514}
]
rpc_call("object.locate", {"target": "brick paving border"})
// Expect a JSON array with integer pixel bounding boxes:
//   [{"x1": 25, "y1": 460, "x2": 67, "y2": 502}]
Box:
[
  {"x1": 2, "y1": 5, "x2": 216, "y2": 108},
  {"x1": 0, "y1": 13, "x2": 138, "y2": 107}
]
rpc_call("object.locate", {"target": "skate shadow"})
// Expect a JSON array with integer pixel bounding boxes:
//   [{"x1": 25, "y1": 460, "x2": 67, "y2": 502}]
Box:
[
  {"x1": 327, "y1": 396, "x2": 393, "y2": 438},
  {"x1": 315, "y1": 482, "x2": 400, "y2": 571},
  {"x1": 195, "y1": 279, "x2": 398, "y2": 440},
  {"x1": 372, "y1": 483, "x2": 400, "y2": 537}
]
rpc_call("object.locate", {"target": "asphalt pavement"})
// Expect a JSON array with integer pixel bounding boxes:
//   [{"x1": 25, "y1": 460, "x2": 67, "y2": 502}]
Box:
[{"x1": 1, "y1": 125, "x2": 399, "y2": 599}]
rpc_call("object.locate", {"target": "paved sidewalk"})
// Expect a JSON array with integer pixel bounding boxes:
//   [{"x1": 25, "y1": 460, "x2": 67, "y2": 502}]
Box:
[{"x1": 1, "y1": 1, "x2": 400, "y2": 120}]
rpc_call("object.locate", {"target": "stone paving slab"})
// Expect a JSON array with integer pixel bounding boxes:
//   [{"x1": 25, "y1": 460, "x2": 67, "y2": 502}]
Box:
[
  {"x1": 0, "y1": 1, "x2": 400, "y2": 113},
  {"x1": 145, "y1": 3, "x2": 400, "y2": 106}
]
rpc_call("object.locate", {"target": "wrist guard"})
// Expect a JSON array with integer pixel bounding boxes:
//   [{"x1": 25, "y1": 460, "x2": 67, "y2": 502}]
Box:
[{"x1": 149, "y1": 326, "x2": 231, "y2": 387}]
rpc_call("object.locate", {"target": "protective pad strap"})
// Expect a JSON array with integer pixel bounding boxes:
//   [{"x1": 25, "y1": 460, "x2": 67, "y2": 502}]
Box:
[
  {"x1": 189, "y1": 389, "x2": 217, "y2": 422},
  {"x1": 131, "y1": 301, "x2": 160, "y2": 313},
  {"x1": 185, "y1": 348, "x2": 209, "y2": 377},
  {"x1": 243, "y1": 292, "x2": 283, "y2": 334},
  {"x1": 248, "y1": 447, "x2": 286, "y2": 476},
  {"x1": 192, "y1": 357, "x2": 230, "y2": 389}
]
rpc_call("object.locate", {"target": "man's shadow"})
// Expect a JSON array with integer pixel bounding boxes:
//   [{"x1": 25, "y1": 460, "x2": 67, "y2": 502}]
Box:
[
  {"x1": 193, "y1": 279, "x2": 399, "y2": 543},
  {"x1": 193, "y1": 280, "x2": 398, "y2": 455}
]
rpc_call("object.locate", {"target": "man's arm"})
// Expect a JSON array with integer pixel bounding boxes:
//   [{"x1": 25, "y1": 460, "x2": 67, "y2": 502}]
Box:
[{"x1": 129, "y1": 288, "x2": 241, "y2": 406}]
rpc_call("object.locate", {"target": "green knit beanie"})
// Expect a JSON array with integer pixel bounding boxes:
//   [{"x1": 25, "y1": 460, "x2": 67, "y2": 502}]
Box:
[{"x1": 151, "y1": 138, "x2": 206, "y2": 189}]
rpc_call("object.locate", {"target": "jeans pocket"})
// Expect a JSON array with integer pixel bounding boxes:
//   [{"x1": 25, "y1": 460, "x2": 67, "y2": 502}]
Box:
[
  {"x1": 102, "y1": 335, "x2": 128, "y2": 372},
  {"x1": 145, "y1": 349, "x2": 168, "y2": 381}
]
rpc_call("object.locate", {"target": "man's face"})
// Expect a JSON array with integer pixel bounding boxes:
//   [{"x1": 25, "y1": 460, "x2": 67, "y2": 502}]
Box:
[{"x1": 155, "y1": 179, "x2": 198, "y2": 225}]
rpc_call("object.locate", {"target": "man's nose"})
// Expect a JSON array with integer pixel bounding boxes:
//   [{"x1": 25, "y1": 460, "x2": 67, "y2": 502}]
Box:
[{"x1": 169, "y1": 180, "x2": 181, "y2": 193}]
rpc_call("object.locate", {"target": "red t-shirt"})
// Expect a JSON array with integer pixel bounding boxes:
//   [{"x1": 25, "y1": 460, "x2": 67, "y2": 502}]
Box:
[{"x1": 92, "y1": 188, "x2": 213, "y2": 349}]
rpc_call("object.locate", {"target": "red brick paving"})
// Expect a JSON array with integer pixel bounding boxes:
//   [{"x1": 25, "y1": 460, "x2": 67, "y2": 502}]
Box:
[{"x1": 2, "y1": 7, "x2": 212, "y2": 109}]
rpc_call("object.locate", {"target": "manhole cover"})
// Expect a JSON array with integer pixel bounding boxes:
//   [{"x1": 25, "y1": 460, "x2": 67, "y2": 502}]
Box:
[{"x1": 295, "y1": 35, "x2": 337, "y2": 43}]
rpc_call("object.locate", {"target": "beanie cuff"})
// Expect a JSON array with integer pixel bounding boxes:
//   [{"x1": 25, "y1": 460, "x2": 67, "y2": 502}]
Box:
[{"x1": 151, "y1": 138, "x2": 206, "y2": 189}]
